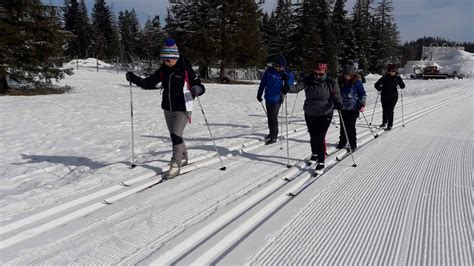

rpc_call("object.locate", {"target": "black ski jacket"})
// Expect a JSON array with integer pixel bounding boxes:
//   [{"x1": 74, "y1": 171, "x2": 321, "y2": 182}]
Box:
[
  {"x1": 374, "y1": 74, "x2": 405, "y2": 99},
  {"x1": 129, "y1": 57, "x2": 205, "y2": 112}
]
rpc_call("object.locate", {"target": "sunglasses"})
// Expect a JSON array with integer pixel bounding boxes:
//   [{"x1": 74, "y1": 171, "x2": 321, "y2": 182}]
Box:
[
  {"x1": 163, "y1": 59, "x2": 172, "y2": 63},
  {"x1": 314, "y1": 72, "x2": 326, "y2": 77}
]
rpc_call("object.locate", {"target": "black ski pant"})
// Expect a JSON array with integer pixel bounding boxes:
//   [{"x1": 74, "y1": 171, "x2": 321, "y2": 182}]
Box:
[
  {"x1": 305, "y1": 113, "x2": 333, "y2": 163},
  {"x1": 339, "y1": 110, "x2": 359, "y2": 149},
  {"x1": 381, "y1": 97, "x2": 398, "y2": 127},
  {"x1": 266, "y1": 102, "x2": 282, "y2": 139}
]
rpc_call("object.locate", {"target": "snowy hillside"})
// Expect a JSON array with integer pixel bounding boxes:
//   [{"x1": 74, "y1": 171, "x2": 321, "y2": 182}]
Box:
[{"x1": 0, "y1": 68, "x2": 472, "y2": 264}]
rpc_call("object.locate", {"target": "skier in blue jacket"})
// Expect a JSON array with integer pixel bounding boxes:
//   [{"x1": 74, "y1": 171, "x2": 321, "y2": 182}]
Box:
[
  {"x1": 257, "y1": 55, "x2": 294, "y2": 145},
  {"x1": 337, "y1": 64, "x2": 366, "y2": 150}
]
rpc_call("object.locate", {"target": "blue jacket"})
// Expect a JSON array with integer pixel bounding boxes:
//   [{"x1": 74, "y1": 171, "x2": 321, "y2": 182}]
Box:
[
  {"x1": 258, "y1": 67, "x2": 294, "y2": 104},
  {"x1": 339, "y1": 78, "x2": 366, "y2": 111}
]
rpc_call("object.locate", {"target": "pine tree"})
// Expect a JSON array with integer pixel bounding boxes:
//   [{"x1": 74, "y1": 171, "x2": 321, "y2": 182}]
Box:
[
  {"x1": 271, "y1": 0, "x2": 294, "y2": 57},
  {"x1": 165, "y1": 0, "x2": 264, "y2": 80},
  {"x1": 63, "y1": 0, "x2": 80, "y2": 57},
  {"x1": 63, "y1": 0, "x2": 91, "y2": 58},
  {"x1": 0, "y1": 0, "x2": 72, "y2": 93},
  {"x1": 142, "y1": 16, "x2": 165, "y2": 62},
  {"x1": 332, "y1": 0, "x2": 357, "y2": 67},
  {"x1": 77, "y1": 0, "x2": 92, "y2": 58},
  {"x1": 118, "y1": 9, "x2": 142, "y2": 62},
  {"x1": 351, "y1": 0, "x2": 373, "y2": 72},
  {"x1": 91, "y1": 0, "x2": 119, "y2": 59},
  {"x1": 369, "y1": 0, "x2": 400, "y2": 73},
  {"x1": 292, "y1": 0, "x2": 336, "y2": 73}
]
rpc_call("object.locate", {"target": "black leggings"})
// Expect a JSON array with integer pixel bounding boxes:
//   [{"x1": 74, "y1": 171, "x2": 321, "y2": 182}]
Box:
[
  {"x1": 305, "y1": 113, "x2": 333, "y2": 163},
  {"x1": 266, "y1": 102, "x2": 282, "y2": 139},
  {"x1": 381, "y1": 97, "x2": 398, "y2": 127},
  {"x1": 339, "y1": 110, "x2": 359, "y2": 148}
]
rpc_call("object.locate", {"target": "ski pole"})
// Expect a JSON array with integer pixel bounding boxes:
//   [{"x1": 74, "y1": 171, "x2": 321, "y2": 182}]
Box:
[
  {"x1": 280, "y1": 102, "x2": 283, "y2": 150},
  {"x1": 288, "y1": 91, "x2": 299, "y2": 124},
  {"x1": 361, "y1": 111, "x2": 379, "y2": 138},
  {"x1": 338, "y1": 111, "x2": 357, "y2": 167},
  {"x1": 260, "y1": 101, "x2": 267, "y2": 116},
  {"x1": 399, "y1": 86, "x2": 405, "y2": 127},
  {"x1": 369, "y1": 93, "x2": 379, "y2": 125},
  {"x1": 196, "y1": 96, "x2": 226, "y2": 171},
  {"x1": 129, "y1": 82, "x2": 137, "y2": 168},
  {"x1": 285, "y1": 95, "x2": 291, "y2": 168}
]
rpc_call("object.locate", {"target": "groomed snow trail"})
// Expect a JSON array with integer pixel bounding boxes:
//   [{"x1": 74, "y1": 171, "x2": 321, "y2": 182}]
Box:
[
  {"x1": 246, "y1": 91, "x2": 472, "y2": 265},
  {"x1": 1, "y1": 74, "x2": 472, "y2": 265}
]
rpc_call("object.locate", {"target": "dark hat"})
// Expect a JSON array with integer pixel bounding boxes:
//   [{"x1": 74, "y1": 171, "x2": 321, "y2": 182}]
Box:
[
  {"x1": 387, "y1": 63, "x2": 397, "y2": 72},
  {"x1": 274, "y1": 55, "x2": 287, "y2": 67},
  {"x1": 342, "y1": 64, "x2": 356, "y2": 75}
]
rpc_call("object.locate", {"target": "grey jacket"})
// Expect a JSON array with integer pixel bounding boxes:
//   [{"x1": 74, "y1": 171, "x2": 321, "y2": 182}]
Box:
[{"x1": 289, "y1": 75, "x2": 342, "y2": 117}]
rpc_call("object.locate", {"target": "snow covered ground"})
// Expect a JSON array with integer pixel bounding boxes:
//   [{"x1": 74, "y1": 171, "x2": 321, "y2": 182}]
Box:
[{"x1": 0, "y1": 67, "x2": 472, "y2": 264}]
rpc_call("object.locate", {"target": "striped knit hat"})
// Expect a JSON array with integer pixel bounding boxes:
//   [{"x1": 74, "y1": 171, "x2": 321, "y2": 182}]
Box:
[{"x1": 160, "y1": 37, "x2": 180, "y2": 59}]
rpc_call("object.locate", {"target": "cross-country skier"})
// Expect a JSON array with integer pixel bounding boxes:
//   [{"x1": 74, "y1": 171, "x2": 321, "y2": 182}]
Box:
[
  {"x1": 374, "y1": 63, "x2": 405, "y2": 131},
  {"x1": 257, "y1": 55, "x2": 294, "y2": 145},
  {"x1": 125, "y1": 38, "x2": 205, "y2": 178},
  {"x1": 336, "y1": 64, "x2": 367, "y2": 150},
  {"x1": 286, "y1": 63, "x2": 342, "y2": 174}
]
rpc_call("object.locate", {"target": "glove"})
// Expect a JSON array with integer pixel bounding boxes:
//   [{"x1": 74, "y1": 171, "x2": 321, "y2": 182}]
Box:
[
  {"x1": 359, "y1": 106, "x2": 365, "y2": 112},
  {"x1": 190, "y1": 85, "x2": 203, "y2": 97},
  {"x1": 281, "y1": 84, "x2": 290, "y2": 95},
  {"x1": 279, "y1": 96, "x2": 284, "y2": 104},
  {"x1": 334, "y1": 101, "x2": 342, "y2": 111},
  {"x1": 356, "y1": 102, "x2": 365, "y2": 111},
  {"x1": 280, "y1": 72, "x2": 288, "y2": 81},
  {"x1": 125, "y1": 71, "x2": 136, "y2": 82},
  {"x1": 257, "y1": 95, "x2": 263, "y2": 102}
]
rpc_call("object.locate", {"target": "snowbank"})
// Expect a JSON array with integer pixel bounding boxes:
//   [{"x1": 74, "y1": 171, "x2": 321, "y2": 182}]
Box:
[
  {"x1": 403, "y1": 50, "x2": 474, "y2": 77},
  {"x1": 64, "y1": 58, "x2": 113, "y2": 69}
]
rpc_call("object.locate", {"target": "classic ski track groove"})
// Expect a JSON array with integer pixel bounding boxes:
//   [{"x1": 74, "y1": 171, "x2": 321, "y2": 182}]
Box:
[
  {"x1": 151, "y1": 90, "x2": 471, "y2": 265},
  {"x1": 0, "y1": 88, "x2": 432, "y2": 237},
  {"x1": 2, "y1": 89, "x2": 470, "y2": 264},
  {"x1": 0, "y1": 88, "x2": 450, "y2": 236},
  {"x1": 0, "y1": 121, "x2": 313, "y2": 238},
  {"x1": 247, "y1": 91, "x2": 472, "y2": 265}
]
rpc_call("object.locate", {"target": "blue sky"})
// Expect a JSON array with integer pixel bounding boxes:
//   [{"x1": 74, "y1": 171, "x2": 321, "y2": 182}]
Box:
[{"x1": 48, "y1": 0, "x2": 473, "y2": 42}]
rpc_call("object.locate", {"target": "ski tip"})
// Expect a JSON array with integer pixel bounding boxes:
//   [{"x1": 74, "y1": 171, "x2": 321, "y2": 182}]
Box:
[
  {"x1": 288, "y1": 192, "x2": 296, "y2": 197},
  {"x1": 101, "y1": 199, "x2": 113, "y2": 205},
  {"x1": 219, "y1": 166, "x2": 227, "y2": 171},
  {"x1": 352, "y1": 164, "x2": 357, "y2": 167},
  {"x1": 120, "y1": 182, "x2": 131, "y2": 187}
]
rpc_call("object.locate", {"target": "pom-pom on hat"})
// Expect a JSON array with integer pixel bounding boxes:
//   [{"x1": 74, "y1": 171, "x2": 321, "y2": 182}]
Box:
[
  {"x1": 314, "y1": 63, "x2": 328, "y2": 72},
  {"x1": 161, "y1": 37, "x2": 180, "y2": 59}
]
